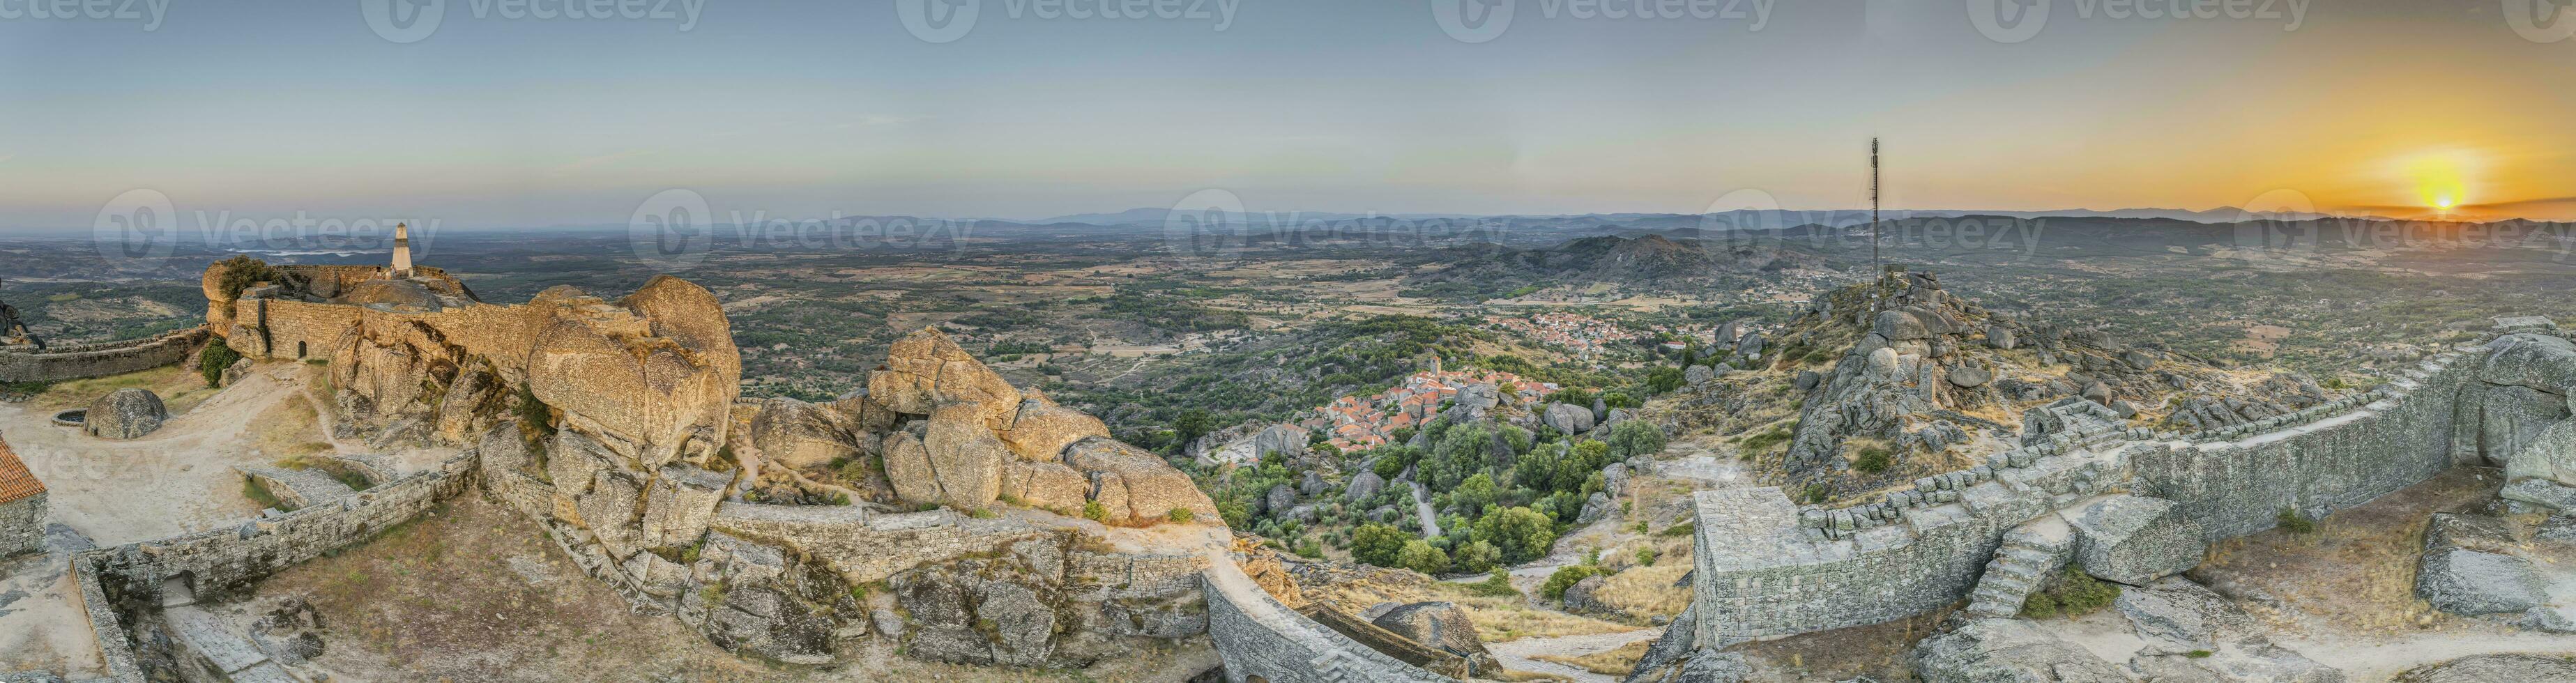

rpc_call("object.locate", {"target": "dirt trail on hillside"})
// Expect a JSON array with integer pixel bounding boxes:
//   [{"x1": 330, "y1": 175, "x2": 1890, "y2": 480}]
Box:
[
  {"x1": 0, "y1": 362, "x2": 300, "y2": 545},
  {"x1": 1490, "y1": 627, "x2": 1661, "y2": 683}
]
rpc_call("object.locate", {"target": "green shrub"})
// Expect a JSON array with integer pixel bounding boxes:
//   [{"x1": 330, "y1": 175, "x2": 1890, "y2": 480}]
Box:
[
  {"x1": 211, "y1": 255, "x2": 278, "y2": 300},
  {"x1": 1656, "y1": 521, "x2": 1696, "y2": 537},
  {"x1": 1541, "y1": 565, "x2": 1600, "y2": 601},
  {"x1": 1167, "y1": 507, "x2": 1195, "y2": 523},
  {"x1": 2276, "y1": 507, "x2": 2317, "y2": 534},
  {"x1": 1852, "y1": 446, "x2": 1893, "y2": 473},
  {"x1": 198, "y1": 337, "x2": 242, "y2": 387},
  {"x1": 2186, "y1": 650, "x2": 2213, "y2": 659},
  {"x1": 1083, "y1": 500, "x2": 1108, "y2": 522},
  {"x1": 1452, "y1": 540, "x2": 1502, "y2": 574},
  {"x1": 1396, "y1": 540, "x2": 1451, "y2": 574},
  {"x1": 2019, "y1": 568, "x2": 2121, "y2": 619},
  {"x1": 1636, "y1": 547, "x2": 1660, "y2": 567},
  {"x1": 1466, "y1": 568, "x2": 1520, "y2": 597}
]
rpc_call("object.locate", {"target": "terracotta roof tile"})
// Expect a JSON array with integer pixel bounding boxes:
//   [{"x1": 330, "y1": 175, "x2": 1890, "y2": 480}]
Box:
[{"x1": 0, "y1": 435, "x2": 43, "y2": 505}]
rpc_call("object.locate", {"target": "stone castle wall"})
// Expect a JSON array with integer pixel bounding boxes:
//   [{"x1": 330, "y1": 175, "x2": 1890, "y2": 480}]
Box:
[
  {"x1": 1201, "y1": 556, "x2": 1451, "y2": 683},
  {"x1": 0, "y1": 493, "x2": 44, "y2": 558},
  {"x1": 0, "y1": 326, "x2": 206, "y2": 383},
  {"x1": 1690, "y1": 437, "x2": 2124, "y2": 644},
  {"x1": 2133, "y1": 348, "x2": 2475, "y2": 539},
  {"x1": 229, "y1": 296, "x2": 537, "y2": 367},
  {"x1": 1691, "y1": 342, "x2": 2496, "y2": 646},
  {"x1": 68, "y1": 452, "x2": 478, "y2": 682}
]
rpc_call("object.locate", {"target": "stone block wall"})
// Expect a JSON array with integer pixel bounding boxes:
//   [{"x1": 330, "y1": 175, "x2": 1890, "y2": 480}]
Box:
[
  {"x1": 1201, "y1": 555, "x2": 1451, "y2": 683},
  {"x1": 1691, "y1": 443, "x2": 2121, "y2": 645},
  {"x1": 2131, "y1": 348, "x2": 2471, "y2": 539},
  {"x1": 0, "y1": 326, "x2": 206, "y2": 383},
  {"x1": 232, "y1": 297, "x2": 538, "y2": 369},
  {"x1": 0, "y1": 493, "x2": 43, "y2": 558},
  {"x1": 1687, "y1": 341, "x2": 2504, "y2": 649},
  {"x1": 66, "y1": 452, "x2": 475, "y2": 682}
]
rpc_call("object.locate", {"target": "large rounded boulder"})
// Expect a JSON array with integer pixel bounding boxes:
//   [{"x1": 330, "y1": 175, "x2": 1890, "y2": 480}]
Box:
[{"x1": 85, "y1": 388, "x2": 169, "y2": 440}]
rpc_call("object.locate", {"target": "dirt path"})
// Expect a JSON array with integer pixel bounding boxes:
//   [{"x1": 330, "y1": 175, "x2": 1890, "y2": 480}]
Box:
[
  {"x1": 1410, "y1": 481, "x2": 1442, "y2": 539},
  {"x1": 0, "y1": 362, "x2": 302, "y2": 545},
  {"x1": 1489, "y1": 627, "x2": 1661, "y2": 683}
]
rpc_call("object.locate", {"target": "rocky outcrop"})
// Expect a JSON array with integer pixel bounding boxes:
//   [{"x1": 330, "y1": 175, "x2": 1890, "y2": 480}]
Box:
[
  {"x1": 748, "y1": 398, "x2": 861, "y2": 470},
  {"x1": 1369, "y1": 601, "x2": 1501, "y2": 675},
  {"x1": 1065, "y1": 437, "x2": 1221, "y2": 523},
  {"x1": 2395, "y1": 654, "x2": 2576, "y2": 683},
  {"x1": 2065, "y1": 495, "x2": 2204, "y2": 586},
  {"x1": 868, "y1": 326, "x2": 1022, "y2": 422},
  {"x1": 998, "y1": 397, "x2": 1110, "y2": 462},
  {"x1": 1913, "y1": 618, "x2": 2130, "y2": 683},
  {"x1": 83, "y1": 388, "x2": 167, "y2": 440},
  {"x1": 2416, "y1": 513, "x2": 2547, "y2": 616},
  {"x1": 1545, "y1": 402, "x2": 1596, "y2": 434}
]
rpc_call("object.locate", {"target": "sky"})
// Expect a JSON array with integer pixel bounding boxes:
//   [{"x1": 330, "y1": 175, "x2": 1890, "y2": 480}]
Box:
[{"x1": 1, "y1": 0, "x2": 2570, "y2": 231}]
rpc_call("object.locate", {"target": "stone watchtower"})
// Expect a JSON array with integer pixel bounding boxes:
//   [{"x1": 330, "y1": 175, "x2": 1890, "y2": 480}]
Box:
[
  {"x1": 390, "y1": 222, "x2": 414, "y2": 277},
  {"x1": 0, "y1": 436, "x2": 45, "y2": 558}
]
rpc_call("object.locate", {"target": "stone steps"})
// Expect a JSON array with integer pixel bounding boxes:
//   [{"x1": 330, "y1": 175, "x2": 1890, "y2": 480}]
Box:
[{"x1": 1963, "y1": 517, "x2": 2075, "y2": 620}]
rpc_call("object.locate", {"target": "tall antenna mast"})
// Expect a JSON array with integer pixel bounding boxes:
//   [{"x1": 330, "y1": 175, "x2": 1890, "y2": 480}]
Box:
[{"x1": 1870, "y1": 137, "x2": 1882, "y2": 282}]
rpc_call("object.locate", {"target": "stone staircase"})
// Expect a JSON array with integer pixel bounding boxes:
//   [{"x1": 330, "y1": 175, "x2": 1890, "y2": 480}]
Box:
[{"x1": 1964, "y1": 516, "x2": 2075, "y2": 619}]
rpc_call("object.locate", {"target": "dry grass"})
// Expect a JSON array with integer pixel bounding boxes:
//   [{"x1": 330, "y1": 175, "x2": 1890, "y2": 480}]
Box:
[
  {"x1": 1531, "y1": 639, "x2": 1650, "y2": 675},
  {"x1": 249, "y1": 390, "x2": 333, "y2": 460},
  {"x1": 1305, "y1": 574, "x2": 1636, "y2": 643},
  {"x1": 33, "y1": 364, "x2": 218, "y2": 414},
  {"x1": 257, "y1": 498, "x2": 791, "y2": 682},
  {"x1": 1593, "y1": 562, "x2": 1692, "y2": 622},
  {"x1": 2194, "y1": 467, "x2": 2503, "y2": 635}
]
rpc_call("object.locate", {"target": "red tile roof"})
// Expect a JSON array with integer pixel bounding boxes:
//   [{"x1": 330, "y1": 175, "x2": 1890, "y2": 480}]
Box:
[{"x1": 0, "y1": 435, "x2": 43, "y2": 505}]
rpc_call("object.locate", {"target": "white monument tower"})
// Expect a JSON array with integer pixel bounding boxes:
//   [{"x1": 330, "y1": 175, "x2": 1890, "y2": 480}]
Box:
[{"x1": 390, "y1": 222, "x2": 413, "y2": 277}]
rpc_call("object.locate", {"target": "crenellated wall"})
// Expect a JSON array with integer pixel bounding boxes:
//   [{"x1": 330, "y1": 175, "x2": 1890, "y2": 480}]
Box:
[{"x1": 1689, "y1": 336, "x2": 2529, "y2": 647}]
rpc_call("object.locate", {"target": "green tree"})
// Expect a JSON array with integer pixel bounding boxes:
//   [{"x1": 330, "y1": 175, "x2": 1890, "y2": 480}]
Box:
[
  {"x1": 1473, "y1": 507, "x2": 1559, "y2": 564},
  {"x1": 1606, "y1": 420, "x2": 1668, "y2": 460},
  {"x1": 1453, "y1": 473, "x2": 1497, "y2": 518},
  {"x1": 1452, "y1": 539, "x2": 1502, "y2": 574},
  {"x1": 1351, "y1": 523, "x2": 1408, "y2": 567},
  {"x1": 197, "y1": 337, "x2": 241, "y2": 387},
  {"x1": 1173, "y1": 408, "x2": 1217, "y2": 446},
  {"x1": 1396, "y1": 540, "x2": 1451, "y2": 575}
]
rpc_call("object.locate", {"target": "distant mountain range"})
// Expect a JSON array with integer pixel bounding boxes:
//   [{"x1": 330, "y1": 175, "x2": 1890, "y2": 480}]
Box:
[{"x1": 1016, "y1": 206, "x2": 2381, "y2": 227}]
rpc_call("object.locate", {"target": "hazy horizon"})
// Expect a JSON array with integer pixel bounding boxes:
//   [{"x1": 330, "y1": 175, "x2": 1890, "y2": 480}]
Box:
[{"x1": 4, "y1": 0, "x2": 2571, "y2": 230}]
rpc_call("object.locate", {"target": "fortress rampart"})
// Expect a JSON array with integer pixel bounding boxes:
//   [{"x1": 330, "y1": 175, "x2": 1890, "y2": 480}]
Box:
[
  {"x1": 1691, "y1": 332, "x2": 2555, "y2": 647},
  {"x1": 0, "y1": 326, "x2": 206, "y2": 383}
]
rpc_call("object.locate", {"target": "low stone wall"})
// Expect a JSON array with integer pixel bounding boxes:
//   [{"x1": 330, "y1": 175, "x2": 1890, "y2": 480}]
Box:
[
  {"x1": 66, "y1": 452, "x2": 476, "y2": 682},
  {"x1": 0, "y1": 326, "x2": 206, "y2": 383},
  {"x1": 1200, "y1": 554, "x2": 1451, "y2": 683}
]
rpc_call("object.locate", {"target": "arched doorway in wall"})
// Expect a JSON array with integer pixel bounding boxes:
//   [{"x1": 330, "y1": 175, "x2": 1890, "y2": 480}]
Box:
[{"x1": 297, "y1": 341, "x2": 307, "y2": 358}]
